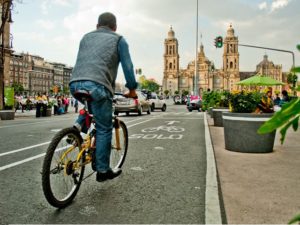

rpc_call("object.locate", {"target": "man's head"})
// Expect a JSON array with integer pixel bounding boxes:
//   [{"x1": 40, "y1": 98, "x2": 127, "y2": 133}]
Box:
[{"x1": 97, "y1": 12, "x2": 117, "y2": 31}]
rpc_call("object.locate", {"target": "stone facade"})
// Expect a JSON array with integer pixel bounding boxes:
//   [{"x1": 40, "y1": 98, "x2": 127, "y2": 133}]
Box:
[
  {"x1": 162, "y1": 26, "x2": 179, "y2": 96},
  {"x1": 256, "y1": 54, "x2": 284, "y2": 93},
  {"x1": 162, "y1": 24, "x2": 286, "y2": 95},
  {"x1": 9, "y1": 52, "x2": 73, "y2": 96}
]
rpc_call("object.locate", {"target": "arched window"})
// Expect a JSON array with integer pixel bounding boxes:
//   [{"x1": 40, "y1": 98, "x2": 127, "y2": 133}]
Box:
[
  {"x1": 169, "y1": 62, "x2": 173, "y2": 69},
  {"x1": 230, "y1": 61, "x2": 233, "y2": 69}
]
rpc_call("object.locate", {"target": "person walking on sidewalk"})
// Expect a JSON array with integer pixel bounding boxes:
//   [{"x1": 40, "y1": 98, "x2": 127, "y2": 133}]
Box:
[
  {"x1": 69, "y1": 12, "x2": 138, "y2": 182},
  {"x1": 74, "y1": 99, "x2": 78, "y2": 113}
]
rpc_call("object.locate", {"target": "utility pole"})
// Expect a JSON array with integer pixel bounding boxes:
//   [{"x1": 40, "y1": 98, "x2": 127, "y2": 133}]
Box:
[{"x1": 194, "y1": 0, "x2": 199, "y2": 96}]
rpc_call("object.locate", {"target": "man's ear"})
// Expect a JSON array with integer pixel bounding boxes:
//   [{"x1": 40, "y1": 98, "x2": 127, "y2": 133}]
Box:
[{"x1": 112, "y1": 25, "x2": 117, "y2": 32}]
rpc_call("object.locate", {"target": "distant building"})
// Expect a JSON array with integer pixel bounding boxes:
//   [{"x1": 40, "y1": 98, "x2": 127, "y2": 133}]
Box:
[
  {"x1": 28, "y1": 55, "x2": 53, "y2": 95},
  {"x1": 162, "y1": 24, "x2": 287, "y2": 95},
  {"x1": 9, "y1": 53, "x2": 73, "y2": 96}
]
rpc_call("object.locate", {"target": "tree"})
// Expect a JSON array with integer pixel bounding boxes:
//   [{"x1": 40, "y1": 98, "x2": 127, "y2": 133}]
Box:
[
  {"x1": 146, "y1": 79, "x2": 160, "y2": 92},
  {"x1": 139, "y1": 77, "x2": 160, "y2": 93},
  {"x1": 164, "y1": 90, "x2": 169, "y2": 96},
  {"x1": 63, "y1": 85, "x2": 70, "y2": 94},
  {"x1": 11, "y1": 82, "x2": 24, "y2": 95},
  {"x1": 287, "y1": 72, "x2": 298, "y2": 88},
  {"x1": 182, "y1": 90, "x2": 189, "y2": 96},
  {"x1": 174, "y1": 90, "x2": 179, "y2": 95}
]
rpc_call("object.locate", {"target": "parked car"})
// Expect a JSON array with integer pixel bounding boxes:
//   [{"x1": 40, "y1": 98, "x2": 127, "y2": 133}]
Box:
[
  {"x1": 147, "y1": 92, "x2": 167, "y2": 112},
  {"x1": 186, "y1": 95, "x2": 202, "y2": 112},
  {"x1": 114, "y1": 91, "x2": 151, "y2": 116}
]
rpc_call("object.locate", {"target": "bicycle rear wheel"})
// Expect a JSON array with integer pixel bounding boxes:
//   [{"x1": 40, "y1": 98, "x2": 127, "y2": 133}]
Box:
[
  {"x1": 41, "y1": 127, "x2": 84, "y2": 208},
  {"x1": 110, "y1": 120, "x2": 128, "y2": 169}
]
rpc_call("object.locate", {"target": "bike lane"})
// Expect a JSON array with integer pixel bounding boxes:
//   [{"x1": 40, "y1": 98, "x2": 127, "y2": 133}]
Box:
[{"x1": 0, "y1": 112, "x2": 221, "y2": 224}]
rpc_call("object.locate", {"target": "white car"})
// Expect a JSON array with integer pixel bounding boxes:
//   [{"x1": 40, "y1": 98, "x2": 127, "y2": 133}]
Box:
[{"x1": 147, "y1": 92, "x2": 167, "y2": 112}]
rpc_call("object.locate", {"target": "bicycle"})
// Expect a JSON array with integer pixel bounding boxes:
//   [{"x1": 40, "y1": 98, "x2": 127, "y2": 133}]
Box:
[{"x1": 41, "y1": 90, "x2": 128, "y2": 208}]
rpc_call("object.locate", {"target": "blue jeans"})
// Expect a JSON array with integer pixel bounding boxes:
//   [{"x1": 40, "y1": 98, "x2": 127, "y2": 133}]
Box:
[{"x1": 69, "y1": 81, "x2": 113, "y2": 173}]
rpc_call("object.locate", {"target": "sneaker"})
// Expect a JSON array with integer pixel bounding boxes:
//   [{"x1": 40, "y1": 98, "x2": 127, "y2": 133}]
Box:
[{"x1": 96, "y1": 169, "x2": 122, "y2": 182}]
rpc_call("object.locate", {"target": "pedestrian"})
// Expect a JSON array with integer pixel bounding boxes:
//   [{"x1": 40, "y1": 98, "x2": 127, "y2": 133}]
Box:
[
  {"x1": 53, "y1": 95, "x2": 58, "y2": 115},
  {"x1": 25, "y1": 97, "x2": 32, "y2": 111},
  {"x1": 255, "y1": 89, "x2": 274, "y2": 113},
  {"x1": 74, "y1": 99, "x2": 79, "y2": 113},
  {"x1": 69, "y1": 12, "x2": 138, "y2": 182},
  {"x1": 281, "y1": 90, "x2": 290, "y2": 105},
  {"x1": 35, "y1": 93, "x2": 43, "y2": 117},
  {"x1": 71, "y1": 97, "x2": 74, "y2": 107},
  {"x1": 273, "y1": 92, "x2": 281, "y2": 106},
  {"x1": 41, "y1": 92, "x2": 48, "y2": 117},
  {"x1": 14, "y1": 95, "x2": 24, "y2": 113},
  {"x1": 57, "y1": 96, "x2": 64, "y2": 115},
  {"x1": 64, "y1": 96, "x2": 69, "y2": 113}
]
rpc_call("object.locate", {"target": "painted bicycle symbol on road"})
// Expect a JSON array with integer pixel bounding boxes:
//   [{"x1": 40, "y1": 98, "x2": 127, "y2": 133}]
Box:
[{"x1": 142, "y1": 125, "x2": 185, "y2": 133}]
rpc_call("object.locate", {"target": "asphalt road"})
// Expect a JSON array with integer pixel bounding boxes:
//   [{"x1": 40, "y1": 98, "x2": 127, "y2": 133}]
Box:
[{"x1": 0, "y1": 104, "x2": 209, "y2": 224}]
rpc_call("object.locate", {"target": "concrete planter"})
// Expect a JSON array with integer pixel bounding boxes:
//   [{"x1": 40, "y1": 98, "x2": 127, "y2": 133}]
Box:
[
  {"x1": 212, "y1": 108, "x2": 229, "y2": 127},
  {"x1": 45, "y1": 108, "x2": 52, "y2": 117},
  {"x1": 207, "y1": 107, "x2": 213, "y2": 117},
  {"x1": 0, "y1": 110, "x2": 15, "y2": 120},
  {"x1": 223, "y1": 112, "x2": 275, "y2": 153}
]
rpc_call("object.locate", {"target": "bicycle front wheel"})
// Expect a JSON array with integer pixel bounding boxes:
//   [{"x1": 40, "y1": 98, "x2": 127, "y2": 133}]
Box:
[
  {"x1": 110, "y1": 120, "x2": 128, "y2": 169},
  {"x1": 41, "y1": 127, "x2": 84, "y2": 208}
]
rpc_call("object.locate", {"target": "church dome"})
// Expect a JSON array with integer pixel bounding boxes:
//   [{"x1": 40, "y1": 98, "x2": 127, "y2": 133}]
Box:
[
  {"x1": 168, "y1": 26, "x2": 175, "y2": 39},
  {"x1": 227, "y1": 24, "x2": 235, "y2": 37}
]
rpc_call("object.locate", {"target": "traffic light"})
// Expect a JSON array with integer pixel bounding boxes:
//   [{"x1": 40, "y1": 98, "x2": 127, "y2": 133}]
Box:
[{"x1": 214, "y1": 36, "x2": 223, "y2": 48}]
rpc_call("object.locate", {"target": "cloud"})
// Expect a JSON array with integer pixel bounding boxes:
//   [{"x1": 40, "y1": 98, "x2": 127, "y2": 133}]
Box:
[
  {"x1": 13, "y1": 0, "x2": 299, "y2": 84},
  {"x1": 271, "y1": 0, "x2": 290, "y2": 12},
  {"x1": 40, "y1": 0, "x2": 73, "y2": 15},
  {"x1": 259, "y1": 2, "x2": 268, "y2": 10},
  {"x1": 36, "y1": 19, "x2": 55, "y2": 30},
  {"x1": 53, "y1": 0, "x2": 72, "y2": 6}
]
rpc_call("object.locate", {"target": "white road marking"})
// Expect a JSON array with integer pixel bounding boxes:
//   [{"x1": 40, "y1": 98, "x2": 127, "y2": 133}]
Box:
[
  {"x1": 0, "y1": 145, "x2": 69, "y2": 172},
  {"x1": 154, "y1": 146, "x2": 164, "y2": 150},
  {"x1": 165, "y1": 121, "x2": 180, "y2": 125},
  {"x1": 0, "y1": 142, "x2": 50, "y2": 157},
  {"x1": 204, "y1": 113, "x2": 222, "y2": 224},
  {"x1": 0, "y1": 118, "x2": 74, "y2": 129},
  {"x1": 130, "y1": 167, "x2": 143, "y2": 171},
  {"x1": 0, "y1": 118, "x2": 154, "y2": 172},
  {"x1": 0, "y1": 153, "x2": 46, "y2": 172},
  {"x1": 50, "y1": 129, "x2": 61, "y2": 132}
]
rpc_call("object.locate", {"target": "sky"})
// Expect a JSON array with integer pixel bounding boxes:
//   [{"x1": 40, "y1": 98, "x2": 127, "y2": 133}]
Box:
[{"x1": 10, "y1": 0, "x2": 300, "y2": 85}]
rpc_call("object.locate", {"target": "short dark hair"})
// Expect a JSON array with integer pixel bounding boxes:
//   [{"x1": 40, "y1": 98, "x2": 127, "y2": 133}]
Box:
[{"x1": 97, "y1": 12, "x2": 116, "y2": 29}]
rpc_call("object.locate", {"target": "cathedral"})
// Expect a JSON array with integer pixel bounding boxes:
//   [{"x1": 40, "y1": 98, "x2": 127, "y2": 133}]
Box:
[{"x1": 162, "y1": 25, "x2": 285, "y2": 95}]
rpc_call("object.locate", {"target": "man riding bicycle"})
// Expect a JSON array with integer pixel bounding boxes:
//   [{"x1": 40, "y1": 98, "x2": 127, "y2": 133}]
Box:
[{"x1": 69, "y1": 12, "x2": 138, "y2": 182}]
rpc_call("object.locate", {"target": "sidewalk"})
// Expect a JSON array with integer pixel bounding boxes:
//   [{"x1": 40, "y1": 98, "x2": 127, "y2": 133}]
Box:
[
  {"x1": 14, "y1": 106, "x2": 78, "y2": 118},
  {"x1": 208, "y1": 115, "x2": 300, "y2": 224}
]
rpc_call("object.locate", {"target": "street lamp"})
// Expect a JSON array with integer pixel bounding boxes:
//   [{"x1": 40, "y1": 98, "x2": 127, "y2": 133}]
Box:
[{"x1": 194, "y1": 0, "x2": 199, "y2": 96}]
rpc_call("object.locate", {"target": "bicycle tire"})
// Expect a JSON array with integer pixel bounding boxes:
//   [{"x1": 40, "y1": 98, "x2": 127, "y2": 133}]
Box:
[
  {"x1": 110, "y1": 120, "x2": 128, "y2": 169},
  {"x1": 42, "y1": 127, "x2": 84, "y2": 208}
]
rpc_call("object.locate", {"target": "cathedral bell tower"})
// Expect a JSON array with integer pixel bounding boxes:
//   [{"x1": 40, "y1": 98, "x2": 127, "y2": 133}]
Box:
[
  {"x1": 162, "y1": 26, "x2": 180, "y2": 96},
  {"x1": 223, "y1": 24, "x2": 239, "y2": 91}
]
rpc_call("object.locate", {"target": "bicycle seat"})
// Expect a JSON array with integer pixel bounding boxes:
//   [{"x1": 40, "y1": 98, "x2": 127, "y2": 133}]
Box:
[{"x1": 73, "y1": 90, "x2": 93, "y2": 102}]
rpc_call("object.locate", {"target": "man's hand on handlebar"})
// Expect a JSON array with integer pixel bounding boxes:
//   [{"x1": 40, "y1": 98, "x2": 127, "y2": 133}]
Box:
[{"x1": 124, "y1": 89, "x2": 138, "y2": 99}]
